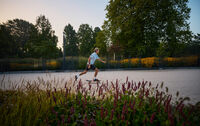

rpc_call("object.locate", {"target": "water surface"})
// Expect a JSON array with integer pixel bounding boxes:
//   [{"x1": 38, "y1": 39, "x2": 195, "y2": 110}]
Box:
[{"x1": 1, "y1": 69, "x2": 200, "y2": 104}]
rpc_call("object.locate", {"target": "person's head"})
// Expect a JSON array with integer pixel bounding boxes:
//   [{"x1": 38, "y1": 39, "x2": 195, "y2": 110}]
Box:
[{"x1": 94, "y1": 47, "x2": 99, "y2": 54}]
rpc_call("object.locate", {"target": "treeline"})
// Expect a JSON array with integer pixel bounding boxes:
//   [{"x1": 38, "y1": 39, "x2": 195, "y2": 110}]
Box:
[
  {"x1": 63, "y1": 24, "x2": 102, "y2": 57},
  {"x1": 0, "y1": 15, "x2": 103, "y2": 59},
  {"x1": 1, "y1": 0, "x2": 200, "y2": 60},
  {"x1": 0, "y1": 15, "x2": 62, "y2": 59}
]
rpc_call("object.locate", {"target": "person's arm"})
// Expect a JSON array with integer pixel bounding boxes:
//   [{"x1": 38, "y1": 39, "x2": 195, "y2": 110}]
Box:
[
  {"x1": 87, "y1": 57, "x2": 91, "y2": 68},
  {"x1": 88, "y1": 57, "x2": 91, "y2": 65},
  {"x1": 97, "y1": 58, "x2": 106, "y2": 63}
]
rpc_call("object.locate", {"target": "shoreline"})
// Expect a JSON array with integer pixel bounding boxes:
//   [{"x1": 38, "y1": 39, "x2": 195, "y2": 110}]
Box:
[{"x1": 1, "y1": 66, "x2": 200, "y2": 74}]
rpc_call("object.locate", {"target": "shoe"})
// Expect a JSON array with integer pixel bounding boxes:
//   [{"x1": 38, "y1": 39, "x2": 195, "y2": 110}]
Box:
[
  {"x1": 93, "y1": 78, "x2": 99, "y2": 81},
  {"x1": 75, "y1": 75, "x2": 78, "y2": 81}
]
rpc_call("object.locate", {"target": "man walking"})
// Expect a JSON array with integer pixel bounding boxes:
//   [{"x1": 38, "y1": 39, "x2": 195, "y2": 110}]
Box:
[{"x1": 75, "y1": 48, "x2": 106, "y2": 81}]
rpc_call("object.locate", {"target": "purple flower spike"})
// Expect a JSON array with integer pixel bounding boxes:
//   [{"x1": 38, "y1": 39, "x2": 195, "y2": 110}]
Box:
[
  {"x1": 122, "y1": 84, "x2": 126, "y2": 94},
  {"x1": 84, "y1": 114, "x2": 89, "y2": 126},
  {"x1": 176, "y1": 100, "x2": 184, "y2": 111},
  {"x1": 54, "y1": 87, "x2": 56, "y2": 93},
  {"x1": 149, "y1": 82, "x2": 152, "y2": 87},
  {"x1": 53, "y1": 94, "x2": 57, "y2": 104},
  {"x1": 110, "y1": 109, "x2": 114, "y2": 120},
  {"x1": 131, "y1": 100, "x2": 135, "y2": 110},
  {"x1": 101, "y1": 107, "x2": 104, "y2": 119},
  {"x1": 156, "y1": 84, "x2": 159, "y2": 89},
  {"x1": 126, "y1": 120, "x2": 129, "y2": 126},
  {"x1": 126, "y1": 76, "x2": 128, "y2": 84},
  {"x1": 138, "y1": 82, "x2": 141, "y2": 89},
  {"x1": 89, "y1": 84, "x2": 91, "y2": 90},
  {"x1": 90, "y1": 119, "x2": 96, "y2": 126},
  {"x1": 64, "y1": 82, "x2": 67, "y2": 88},
  {"x1": 127, "y1": 82, "x2": 131, "y2": 90},
  {"x1": 150, "y1": 112, "x2": 156, "y2": 124},
  {"x1": 105, "y1": 109, "x2": 108, "y2": 117},
  {"x1": 145, "y1": 89, "x2": 149, "y2": 98},
  {"x1": 111, "y1": 82, "x2": 115, "y2": 89}
]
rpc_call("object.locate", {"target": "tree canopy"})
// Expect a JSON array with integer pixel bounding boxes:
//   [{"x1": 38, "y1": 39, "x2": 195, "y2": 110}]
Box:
[
  {"x1": 0, "y1": 16, "x2": 61, "y2": 59},
  {"x1": 105, "y1": 0, "x2": 192, "y2": 58},
  {"x1": 1, "y1": 19, "x2": 35, "y2": 57}
]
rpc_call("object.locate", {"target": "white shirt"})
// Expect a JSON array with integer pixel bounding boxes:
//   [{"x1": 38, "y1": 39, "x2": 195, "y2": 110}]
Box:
[{"x1": 88, "y1": 52, "x2": 99, "y2": 65}]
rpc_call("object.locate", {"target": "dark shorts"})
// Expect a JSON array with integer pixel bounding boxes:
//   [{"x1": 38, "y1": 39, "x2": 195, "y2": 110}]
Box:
[{"x1": 85, "y1": 64, "x2": 96, "y2": 71}]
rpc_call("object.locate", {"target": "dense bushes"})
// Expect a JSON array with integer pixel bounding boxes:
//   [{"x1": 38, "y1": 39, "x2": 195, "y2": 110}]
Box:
[{"x1": 0, "y1": 56, "x2": 199, "y2": 72}]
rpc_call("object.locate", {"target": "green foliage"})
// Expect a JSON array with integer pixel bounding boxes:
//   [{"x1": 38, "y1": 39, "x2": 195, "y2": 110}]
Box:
[
  {"x1": 184, "y1": 33, "x2": 200, "y2": 55},
  {"x1": 105, "y1": 0, "x2": 192, "y2": 57},
  {"x1": 77, "y1": 24, "x2": 94, "y2": 56},
  {"x1": 64, "y1": 24, "x2": 79, "y2": 56},
  {"x1": 0, "y1": 55, "x2": 199, "y2": 72},
  {"x1": 156, "y1": 42, "x2": 169, "y2": 57},
  {"x1": 95, "y1": 31, "x2": 107, "y2": 57},
  {"x1": 0, "y1": 89, "x2": 52, "y2": 126},
  {"x1": 0, "y1": 25, "x2": 14, "y2": 58},
  {"x1": 93, "y1": 27, "x2": 101, "y2": 42},
  {"x1": 1, "y1": 78, "x2": 200, "y2": 125},
  {"x1": 0, "y1": 19, "x2": 35, "y2": 58},
  {"x1": 77, "y1": 57, "x2": 87, "y2": 69},
  {"x1": 33, "y1": 15, "x2": 60, "y2": 59},
  {"x1": 0, "y1": 15, "x2": 60, "y2": 59}
]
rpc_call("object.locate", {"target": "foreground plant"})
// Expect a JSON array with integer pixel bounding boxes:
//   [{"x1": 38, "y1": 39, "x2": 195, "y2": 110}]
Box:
[{"x1": 0, "y1": 77, "x2": 200, "y2": 126}]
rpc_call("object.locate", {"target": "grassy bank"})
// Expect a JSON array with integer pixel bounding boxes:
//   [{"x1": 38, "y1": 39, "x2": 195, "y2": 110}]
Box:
[
  {"x1": 0, "y1": 56, "x2": 199, "y2": 72},
  {"x1": 0, "y1": 77, "x2": 200, "y2": 125}
]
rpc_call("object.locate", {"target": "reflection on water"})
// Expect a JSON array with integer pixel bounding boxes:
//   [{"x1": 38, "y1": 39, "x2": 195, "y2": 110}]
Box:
[{"x1": 1, "y1": 69, "x2": 200, "y2": 104}]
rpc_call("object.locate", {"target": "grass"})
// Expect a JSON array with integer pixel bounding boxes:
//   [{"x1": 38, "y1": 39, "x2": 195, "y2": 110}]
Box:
[{"x1": 0, "y1": 76, "x2": 200, "y2": 126}]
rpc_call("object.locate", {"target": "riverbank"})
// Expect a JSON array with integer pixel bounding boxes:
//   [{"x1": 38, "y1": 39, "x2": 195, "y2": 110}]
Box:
[
  {"x1": 1, "y1": 56, "x2": 199, "y2": 72},
  {"x1": 1, "y1": 66, "x2": 200, "y2": 74}
]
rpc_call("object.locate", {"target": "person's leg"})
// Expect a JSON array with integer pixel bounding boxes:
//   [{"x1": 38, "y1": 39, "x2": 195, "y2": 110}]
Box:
[
  {"x1": 94, "y1": 68, "x2": 99, "y2": 78},
  {"x1": 80, "y1": 70, "x2": 87, "y2": 76},
  {"x1": 75, "y1": 70, "x2": 87, "y2": 81},
  {"x1": 75, "y1": 64, "x2": 90, "y2": 81}
]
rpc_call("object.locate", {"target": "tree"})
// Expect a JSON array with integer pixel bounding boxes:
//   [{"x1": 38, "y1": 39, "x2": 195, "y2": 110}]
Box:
[
  {"x1": 32, "y1": 15, "x2": 60, "y2": 59},
  {"x1": 0, "y1": 24, "x2": 14, "y2": 58},
  {"x1": 77, "y1": 24, "x2": 94, "y2": 56},
  {"x1": 93, "y1": 27, "x2": 101, "y2": 36},
  {"x1": 193, "y1": 33, "x2": 200, "y2": 55},
  {"x1": 156, "y1": 42, "x2": 169, "y2": 57},
  {"x1": 161, "y1": 0, "x2": 192, "y2": 57},
  {"x1": 95, "y1": 31, "x2": 107, "y2": 56},
  {"x1": 24, "y1": 24, "x2": 39, "y2": 57},
  {"x1": 3, "y1": 19, "x2": 35, "y2": 57},
  {"x1": 63, "y1": 24, "x2": 78, "y2": 56},
  {"x1": 184, "y1": 33, "x2": 200, "y2": 55},
  {"x1": 94, "y1": 27, "x2": 108, "y2": 56},
  {"x1": 93, "y1": 27, "x2": 101, "y2": 44},
  {"x1": 105, "y1": 0, "x2": 191, "y2": 57}
]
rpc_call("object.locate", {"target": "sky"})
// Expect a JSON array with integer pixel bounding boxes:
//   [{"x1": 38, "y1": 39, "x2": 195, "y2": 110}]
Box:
[{"x1": 0, "y1": 0, "x2": 200, "y2": 48}]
